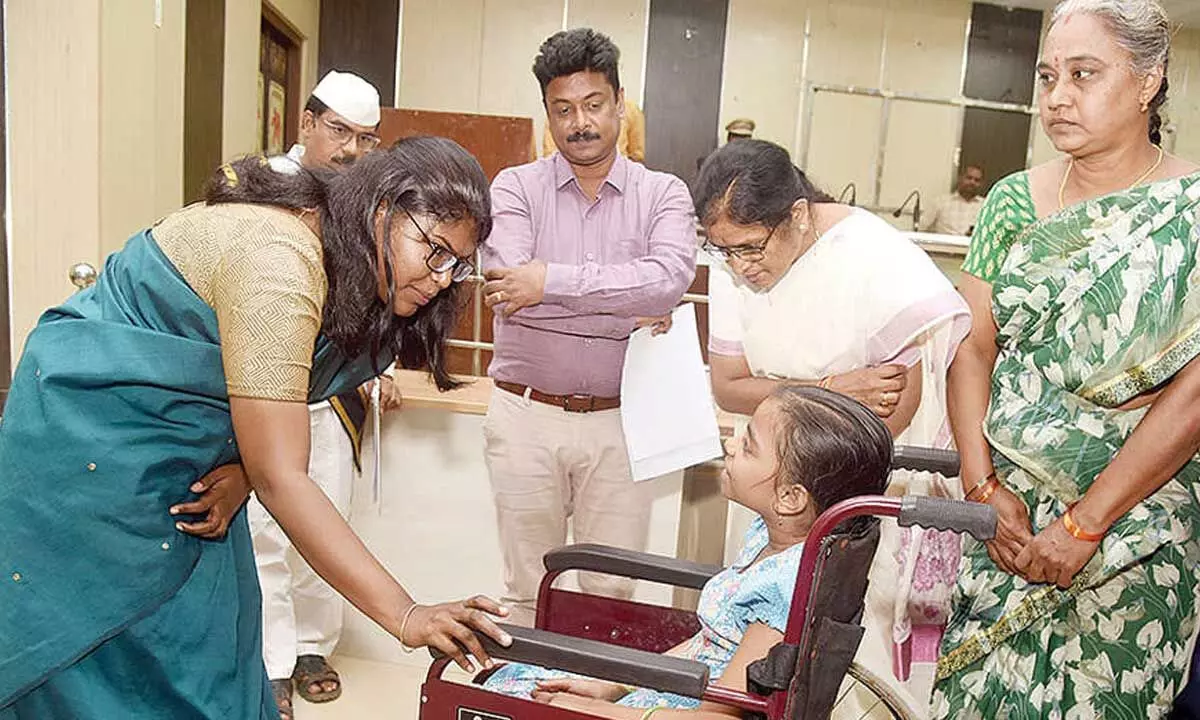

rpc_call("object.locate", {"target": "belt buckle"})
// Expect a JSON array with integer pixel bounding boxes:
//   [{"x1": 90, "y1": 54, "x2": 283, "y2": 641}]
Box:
[{"x1": 563, "y1": 394, "x2": 596, "y2": 413}]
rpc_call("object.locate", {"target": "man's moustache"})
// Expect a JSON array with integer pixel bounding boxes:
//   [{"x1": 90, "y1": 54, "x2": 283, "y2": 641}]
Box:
[{"x1": 567, "y1": 131, "x2": 602, "y2": 143}]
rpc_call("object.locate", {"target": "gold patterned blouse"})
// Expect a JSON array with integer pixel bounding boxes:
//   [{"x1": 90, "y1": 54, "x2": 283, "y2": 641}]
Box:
[{"x1": 152, "y1": 203, "x2": 326, "y2": 402}]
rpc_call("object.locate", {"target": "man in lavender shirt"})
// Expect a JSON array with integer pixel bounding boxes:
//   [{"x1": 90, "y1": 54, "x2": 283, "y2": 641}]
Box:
[{"x1": 480, "y1": 28, "x2": 697, "y2": 625}]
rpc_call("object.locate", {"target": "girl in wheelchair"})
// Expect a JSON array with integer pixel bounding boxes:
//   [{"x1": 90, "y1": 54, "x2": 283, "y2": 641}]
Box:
[{"x1": 481, "y1": 385, "x2": 892, "y2": 717}]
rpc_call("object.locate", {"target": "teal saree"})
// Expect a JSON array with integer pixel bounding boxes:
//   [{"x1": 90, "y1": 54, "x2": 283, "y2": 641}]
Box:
[
  {"x1": 0, "y1": 229, "x2": 383, "y2": 718},
  {"x1": 932, "y1": 174, "x2": 1200, "y2": 719}
]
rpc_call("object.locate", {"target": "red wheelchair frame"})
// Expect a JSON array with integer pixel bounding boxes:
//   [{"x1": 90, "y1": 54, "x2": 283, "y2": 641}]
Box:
[{"x1": 417, "y1": 447, "x2": 992, "y2": 720}]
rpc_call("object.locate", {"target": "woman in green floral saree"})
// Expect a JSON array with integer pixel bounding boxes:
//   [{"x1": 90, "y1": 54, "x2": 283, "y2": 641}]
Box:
[{"x1": 934, "y1": 1, "x2": 1200, "y2": 718}]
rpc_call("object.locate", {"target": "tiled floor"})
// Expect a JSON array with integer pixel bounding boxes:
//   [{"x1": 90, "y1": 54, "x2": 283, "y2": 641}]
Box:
[{"x1": 291, "y1": 656, "x2": 434, "y2": 720}]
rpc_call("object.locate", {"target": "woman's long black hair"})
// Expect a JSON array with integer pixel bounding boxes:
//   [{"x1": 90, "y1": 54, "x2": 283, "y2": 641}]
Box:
[{"x1": 203, "y1": 136, "x2": 492, "y2": 390}]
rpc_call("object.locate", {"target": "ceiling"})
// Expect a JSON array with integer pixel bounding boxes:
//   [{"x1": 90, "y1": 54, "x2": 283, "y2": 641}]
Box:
[{"x1": 1009, "y1": 0, "x2": 1200, "y2": 28}]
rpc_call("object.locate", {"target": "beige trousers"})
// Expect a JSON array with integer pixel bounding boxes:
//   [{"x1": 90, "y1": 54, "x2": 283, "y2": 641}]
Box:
[{"x1": 483, "y1": 387, "x2": 652, "y2": 626}]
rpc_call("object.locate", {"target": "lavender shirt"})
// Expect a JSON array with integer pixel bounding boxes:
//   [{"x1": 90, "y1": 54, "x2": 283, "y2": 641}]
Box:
[{"x1": 483, "y1": 153, "x2": 697, "y2": 397}]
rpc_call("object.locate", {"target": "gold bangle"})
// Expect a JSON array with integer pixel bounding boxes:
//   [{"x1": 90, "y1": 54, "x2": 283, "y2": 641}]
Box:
[
  {"x1": 964, "y1": 472, "x2": 997, "y2": 501},
  {"x1": 1063, "y1": 504, "x2": 1106, "y2": 542},
  {"x1": 397, "y1": 602, "x2": 421, "y2": 654},
  {"x1": 818, "y1": 376, "x2": 832, "y2": 390},
  {"x1": 968, "y1": 476, "x2": 1000, "y2": 504},
  {"x1": 640, "y1": 708, "x2": 664, "y2": 720},
  {"x1": 974, "y1": 479, "x2": 1000, "y2": 504}
]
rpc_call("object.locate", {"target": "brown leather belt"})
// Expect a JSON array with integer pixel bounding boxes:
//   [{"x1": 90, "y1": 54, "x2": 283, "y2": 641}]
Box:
[{"x1": 495, "y1": 380, "x2": 620, "y2": 413}]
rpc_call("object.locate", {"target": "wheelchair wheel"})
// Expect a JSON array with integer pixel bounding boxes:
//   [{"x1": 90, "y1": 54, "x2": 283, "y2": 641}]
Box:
[{"x1": 829, "y1": 661, "x2": 917, "y2": 720}]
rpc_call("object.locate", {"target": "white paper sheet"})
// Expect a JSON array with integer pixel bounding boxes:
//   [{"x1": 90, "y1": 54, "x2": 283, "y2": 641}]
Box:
[{"x1": 620, "y1": 303, "x2": 724, "y2": 482}]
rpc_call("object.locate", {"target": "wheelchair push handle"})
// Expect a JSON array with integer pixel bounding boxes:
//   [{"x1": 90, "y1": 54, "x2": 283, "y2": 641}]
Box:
[
  {"x1": 891, "y1": 445, "x2": 960, "y2": 477},
  {"x1": 898, "y1": 495, "x2": 996, "y2": 541}
]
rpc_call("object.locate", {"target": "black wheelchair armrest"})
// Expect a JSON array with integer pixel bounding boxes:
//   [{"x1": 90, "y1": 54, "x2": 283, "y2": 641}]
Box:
[
  {"x1": 451, "y1": 623, "x2": 711, "y2": 698},
  {"x1": 543, "y1": 544, "x2": 722, "y2": 591}
]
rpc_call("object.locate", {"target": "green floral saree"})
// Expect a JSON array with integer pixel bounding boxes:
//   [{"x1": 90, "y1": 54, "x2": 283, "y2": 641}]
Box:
[{"x1": 933, "y1": 173, "x2": 1200, "y2": 719}]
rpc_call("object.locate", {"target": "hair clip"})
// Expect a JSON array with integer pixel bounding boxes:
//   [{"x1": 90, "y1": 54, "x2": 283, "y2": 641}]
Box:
[{"x1": 220, "y1": 164, "x2": 240, "y2": 188}]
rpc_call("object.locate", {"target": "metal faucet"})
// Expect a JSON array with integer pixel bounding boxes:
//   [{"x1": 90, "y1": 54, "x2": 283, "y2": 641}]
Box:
[
  {"x1": 893, "y1": 190, "x2": 922, "y2": 231},
  {"x1": 838, "y1": 182, "x2": 857, "y2": 206}
]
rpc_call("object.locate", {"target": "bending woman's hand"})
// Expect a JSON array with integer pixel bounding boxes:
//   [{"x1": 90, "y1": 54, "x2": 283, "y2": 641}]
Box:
[
  {"x1": 983, "y1": 484, "x2": 1035, "y2": 575},
  {"x1": 170, "y1": 463, "x2": 251, "y2": 540},
  {"x1": 1014, "y1": 517, "x2": 1100, "y2": 589},
  {"x1": 401, "y1": 596, "x2": 512, "y2": 672}
]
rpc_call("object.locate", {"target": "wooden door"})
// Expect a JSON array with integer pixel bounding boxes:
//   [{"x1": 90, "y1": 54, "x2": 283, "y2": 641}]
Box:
[{"x1": 260, "y1": 7, "x2": 302, "y2": 156}]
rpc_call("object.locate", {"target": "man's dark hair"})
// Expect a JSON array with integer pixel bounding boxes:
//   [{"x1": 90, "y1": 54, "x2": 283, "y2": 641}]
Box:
[
  {"x1": 304, "y1": 95, "x2": 330, "y2": 119},
  {"x1": 532, "y1": 28, "x2": 621, "y2": 102}
]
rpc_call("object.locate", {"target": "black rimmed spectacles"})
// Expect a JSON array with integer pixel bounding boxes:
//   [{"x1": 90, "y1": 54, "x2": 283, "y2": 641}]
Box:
[
  {"x1": 402, "y1": 207, "x2": 475, "y2": 283},
  {"x1": 701, "y1": 221, "x2": 781, "y2": 262}
]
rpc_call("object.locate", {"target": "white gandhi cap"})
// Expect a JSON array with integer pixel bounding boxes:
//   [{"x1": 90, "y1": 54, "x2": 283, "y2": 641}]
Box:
[{"x1": 310, "y1": 70, "x2": 381, "y2": 127}]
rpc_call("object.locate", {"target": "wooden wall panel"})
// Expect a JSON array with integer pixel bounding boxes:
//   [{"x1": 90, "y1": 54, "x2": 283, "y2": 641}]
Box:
[{"x1": 377, "y1": 108, "x2": 535, "y2": 180}]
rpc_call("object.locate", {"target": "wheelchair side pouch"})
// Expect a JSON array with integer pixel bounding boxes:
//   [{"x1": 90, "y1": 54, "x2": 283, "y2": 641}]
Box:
[{"x1": 791, "y1": 617, "x2": 865, "y2": 720}]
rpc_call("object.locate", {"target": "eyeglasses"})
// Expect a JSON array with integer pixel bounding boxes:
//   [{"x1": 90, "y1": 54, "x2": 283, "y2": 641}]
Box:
[
  {"x1": 702, "y1": 222, "x2": 781, "y2": 263},
  {"x1": 320, "y1": 116, "x2": 382, "y2": 151},
  {"x1": 402, "y1": 207, "x2": 475, "y2": 283}
]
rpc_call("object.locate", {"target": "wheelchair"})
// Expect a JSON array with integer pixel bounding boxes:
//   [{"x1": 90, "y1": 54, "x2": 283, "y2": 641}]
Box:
[{"x1": 417, "y1": 447, "x2": 993, "y2": 720}]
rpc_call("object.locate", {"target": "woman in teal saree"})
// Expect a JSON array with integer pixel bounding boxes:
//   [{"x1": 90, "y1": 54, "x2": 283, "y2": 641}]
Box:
[
  {"x1": 934, "y1": 1, "x2": 1200, "y2": 717},
  {"x1": 0, "y1": 138, "x2": 510, "y2": 718}
]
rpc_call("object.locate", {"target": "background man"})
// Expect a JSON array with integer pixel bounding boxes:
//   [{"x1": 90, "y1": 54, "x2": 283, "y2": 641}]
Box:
[{"x1": 924, "y1": 165, "x2": 986, "y2": 236}]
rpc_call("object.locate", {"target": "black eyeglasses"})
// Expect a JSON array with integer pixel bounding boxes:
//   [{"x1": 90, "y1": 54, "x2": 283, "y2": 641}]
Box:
[
  {"x1": 702, "y1": 222, "x2": 781, "y2": 262},
  {"x1": 402, "y1": 207, "x2": 475, "y2": 282}
]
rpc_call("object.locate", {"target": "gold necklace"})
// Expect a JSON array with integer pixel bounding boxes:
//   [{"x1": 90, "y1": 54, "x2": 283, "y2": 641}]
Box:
[{"x1": 1058, "y1": 144, "x2": 1165, "y2": 210}]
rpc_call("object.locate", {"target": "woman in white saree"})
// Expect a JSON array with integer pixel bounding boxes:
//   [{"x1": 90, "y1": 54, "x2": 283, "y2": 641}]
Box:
[{"x1": 696, "y1": 140, "x2": 970, "y2": 716}]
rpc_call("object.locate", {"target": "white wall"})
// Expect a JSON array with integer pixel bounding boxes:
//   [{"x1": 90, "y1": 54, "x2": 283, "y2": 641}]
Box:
[
  {"x1": 6, "y1": 1, "x2": 103, "y2": 365},
  {"x1": 718, "y1": 0, "x2": 807, "y2": 153},
  {"x1": 99, "y1": 0, "x2": 186, "y2": 256},
  {"x1": 6, "y1": 0, "x2": 322, "y2": 364},
  {"x1": 1170, "y1": 28, "x2": 1200, "y2": 160},
  {"x1": 398, "y1": 0, "x2": 561, "y2": 157},
  {"x1": 5, "y1": 0, "x2": 184, "y2": 360},
  {"x1": 394, "y1": 0, "x2": 983, "y2": 223},
  {"x1": 394, "y1": 0, "x2": 1200, "y2": 222}
]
